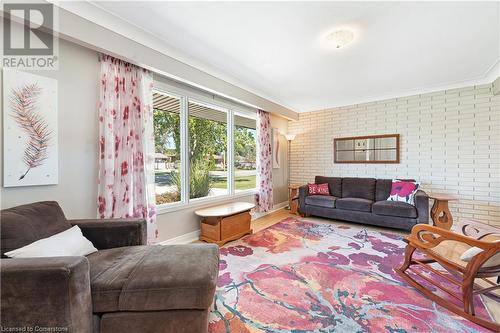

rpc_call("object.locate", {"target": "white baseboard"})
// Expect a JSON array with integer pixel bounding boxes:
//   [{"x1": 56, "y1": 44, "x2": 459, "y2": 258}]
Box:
[
  {"x1": 158, "y1": 201, "x2": 288, "y2": 245},
  {"x1": 158, "y1": 229, "x2": 200, "y2": 245}
]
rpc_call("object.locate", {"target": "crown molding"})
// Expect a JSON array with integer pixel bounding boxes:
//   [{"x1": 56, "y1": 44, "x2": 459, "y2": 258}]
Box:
[{"x1": 307, "y1": 58, "x2": 500, "y2": 113}]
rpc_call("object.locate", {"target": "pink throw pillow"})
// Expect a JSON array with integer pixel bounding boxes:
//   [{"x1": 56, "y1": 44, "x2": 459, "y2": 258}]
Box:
[
  {"x1": 308, "y1": 183, "x2": 330, "y2": 196},
  {"x1": 388, "y1": 179, "x2": 419, "y2": 205}
]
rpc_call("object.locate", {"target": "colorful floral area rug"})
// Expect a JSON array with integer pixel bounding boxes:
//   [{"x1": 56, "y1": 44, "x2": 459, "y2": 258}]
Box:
[{"x1": 208, "y1": 217, "x2": 492, "y2": 333}]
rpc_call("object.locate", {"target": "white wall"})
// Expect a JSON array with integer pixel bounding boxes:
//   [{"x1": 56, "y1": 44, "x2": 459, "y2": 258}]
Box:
[
  {"x1": 1, "y1": 37, "x2": 100, "y2": 218},
  {"x1": 288, "y1": 82, "x2": 500, "y2": 227},
  {"x1": 1, "y1": 35, "x2": 290, "y2": 242}
]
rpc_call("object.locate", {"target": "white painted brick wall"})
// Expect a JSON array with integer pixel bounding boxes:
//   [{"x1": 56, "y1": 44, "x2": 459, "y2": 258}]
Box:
[{"x1": 288, "y1": 82, "x2": 500, "y2": 227}]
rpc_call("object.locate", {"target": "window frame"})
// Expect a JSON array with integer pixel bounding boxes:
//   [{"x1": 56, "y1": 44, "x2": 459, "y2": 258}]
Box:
[
  {"x1": 152, "y1": 89, "x2": 185, "y2": 208},
  {"x1": 153, "y1": 80, "x2": 258, "y2": 214},
  {"x1": 233, "y1": 109, "x2": 258, "y2": 193},
  {"x1": 187, "y1": 97, "x2": 231, "y2": 201}
]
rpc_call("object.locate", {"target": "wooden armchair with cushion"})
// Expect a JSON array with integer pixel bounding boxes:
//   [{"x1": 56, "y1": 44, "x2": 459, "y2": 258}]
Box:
[{"x1": 396, "y1": 223, "x2": 500, "y2": 331}]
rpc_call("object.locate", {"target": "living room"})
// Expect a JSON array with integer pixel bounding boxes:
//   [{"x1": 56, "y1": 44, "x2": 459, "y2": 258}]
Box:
[{"x1": 1, "y1": 1, "x2": 499, "y2": 333}]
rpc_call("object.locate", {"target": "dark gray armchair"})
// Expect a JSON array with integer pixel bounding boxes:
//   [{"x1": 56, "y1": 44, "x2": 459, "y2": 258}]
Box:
[{"x1": 1, "y1": 201, "x2": 219, "y2": 333}]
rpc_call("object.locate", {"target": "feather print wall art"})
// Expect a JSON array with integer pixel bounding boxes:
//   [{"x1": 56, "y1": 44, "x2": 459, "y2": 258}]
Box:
[
  {"x1": 11, "y1": 84, "x2": 52, "y2": 180},
  {"x1": 3, "y1": 69, "x2": 58, "y2": 187}
]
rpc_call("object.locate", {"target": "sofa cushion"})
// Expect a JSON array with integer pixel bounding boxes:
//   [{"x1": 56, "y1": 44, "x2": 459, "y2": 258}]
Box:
[
  {"x1": 1, "y1": 201, "x2": 71, "y2": 257},
  {"x1": 87, "y1": 244, "x2": 219, "y2": 312},
  {"x1": 342, "y1": 178, "x2": 376, "y2": 200},
  {"x1": 335, "y1": 198, "x2": 373, "y2": 212},
  {"x1": 315, "y1": 176, "x2": 342, "y2": 197},
  {"x1": 375, "y1": 179, "x2": 393, "y2": 201},
  {"x1": 305, "y1": 195, "x2": 337, "y2": 208},
  {"x1": 372, "y1": 201, "x2": 417, "y2": 218}
]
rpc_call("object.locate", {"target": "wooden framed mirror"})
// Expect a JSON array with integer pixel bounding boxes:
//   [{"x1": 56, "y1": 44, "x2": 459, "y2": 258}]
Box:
[{"x1": 334, "y1": 134, "x2": 400, "y2": 163}]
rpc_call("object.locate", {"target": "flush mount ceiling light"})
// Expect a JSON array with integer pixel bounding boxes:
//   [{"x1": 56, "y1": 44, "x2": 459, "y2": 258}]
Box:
[{"x1": 326, "y1": 30, "x2": 355, "y2": 49}]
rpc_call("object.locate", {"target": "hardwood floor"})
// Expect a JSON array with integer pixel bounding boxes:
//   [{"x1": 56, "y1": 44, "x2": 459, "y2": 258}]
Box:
[{"x1": 250, "y1": 208, "x2": 294, "y2": 233}]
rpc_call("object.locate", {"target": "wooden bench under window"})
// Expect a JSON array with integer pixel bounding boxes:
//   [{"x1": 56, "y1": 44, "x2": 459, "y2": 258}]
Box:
[{"x1": 195, "y1": 202, "x2": 254, "y2": 246}]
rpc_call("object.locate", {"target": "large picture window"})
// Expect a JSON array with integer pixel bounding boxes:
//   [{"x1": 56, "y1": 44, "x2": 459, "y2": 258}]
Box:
[
  {"x1": 234, "y1": 112, "x2": 256, "y2": 192},
  {"x1": 153, "y1": 86, "x2": 257, "y2": 208},
  {"x1": 188, "y1": 101, "x2": 228, "y2": 199},
  {"x1": 153, "y1": 92, "x2": 182, "y2": 205}
]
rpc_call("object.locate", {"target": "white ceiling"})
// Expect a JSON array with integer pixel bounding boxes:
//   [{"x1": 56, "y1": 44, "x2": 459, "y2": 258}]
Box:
[{"x1": 82, "y1": 1, "x2": 498, "y2": 112}]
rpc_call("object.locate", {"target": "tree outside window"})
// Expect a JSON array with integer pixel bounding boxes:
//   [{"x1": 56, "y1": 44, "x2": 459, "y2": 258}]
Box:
[
  {"x1": 153, "y1": 92, "x2": 181, "y2": 205},
  {"x1": 234, "y1": 113, "x2": 256, "y2": 192},
  {"x1": 153, "y1": 91, "x2": 257, "y2": 205}
]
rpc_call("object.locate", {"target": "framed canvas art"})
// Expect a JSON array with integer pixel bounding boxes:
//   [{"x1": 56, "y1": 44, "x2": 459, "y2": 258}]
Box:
[
  {"x1": 272, "y1": 127, "x2": 280, "y2": 169},
  {"x1": 3, "y1": 69, "x2": 58, "y2": 187}
]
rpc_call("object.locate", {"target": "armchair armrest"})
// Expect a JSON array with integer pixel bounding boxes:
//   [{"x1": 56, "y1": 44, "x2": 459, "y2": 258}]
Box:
[
  {"x1": 298, "y1": 185, "x2": 310, "y2": 214},
  {"x1": 1, "y1": 257, "x2": 92, "y2": 332},
  {"x1": 414, "y1": 190, "x2": 429, "y2": 224},
  {"x1": 407, "y1": 224, "x2": 500, "y2": 268},
  {"x1": 408, "y1": 224, "x2": 497, "y2": 249},
  {"x1": 70, "y1": 218, "x2": 147, "y2": 249},
  {"x1": 459, "y1": 220, "x2": 499, "y2": 240}
]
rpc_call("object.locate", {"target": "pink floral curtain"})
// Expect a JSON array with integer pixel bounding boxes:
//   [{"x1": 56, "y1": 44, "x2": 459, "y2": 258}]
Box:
[
  {"x1": 97, "y1": 54, "x2": 157, "y2": 243},
  {"x1": 255, "y1": 109, "x2": 273, "y2": 212}
]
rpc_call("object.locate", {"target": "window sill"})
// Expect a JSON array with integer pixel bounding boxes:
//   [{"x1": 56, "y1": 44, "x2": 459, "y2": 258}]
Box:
[{"x1": 156, "y1": 189, "x2": 258, "y2": 215}]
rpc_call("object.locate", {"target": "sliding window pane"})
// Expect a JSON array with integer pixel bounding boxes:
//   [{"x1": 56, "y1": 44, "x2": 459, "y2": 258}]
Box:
[
  {"x1": 188, "y1": 101, "x2": 228, "y2": 199},
  {"x1": 153, "y1": 92, "x2": 181, "y2": 205},
  {"x1": 234, "y1": 112, "x2": 256, "y2": 192}
]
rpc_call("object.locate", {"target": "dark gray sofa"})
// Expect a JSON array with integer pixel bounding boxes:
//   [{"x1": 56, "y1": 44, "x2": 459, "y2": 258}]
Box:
[
  {"x1": 1, "y1": 201, "x2": 219, "y2": 333},
  {"x1": 299, "y1": 176, "x2": 429, "y2": 231}
]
